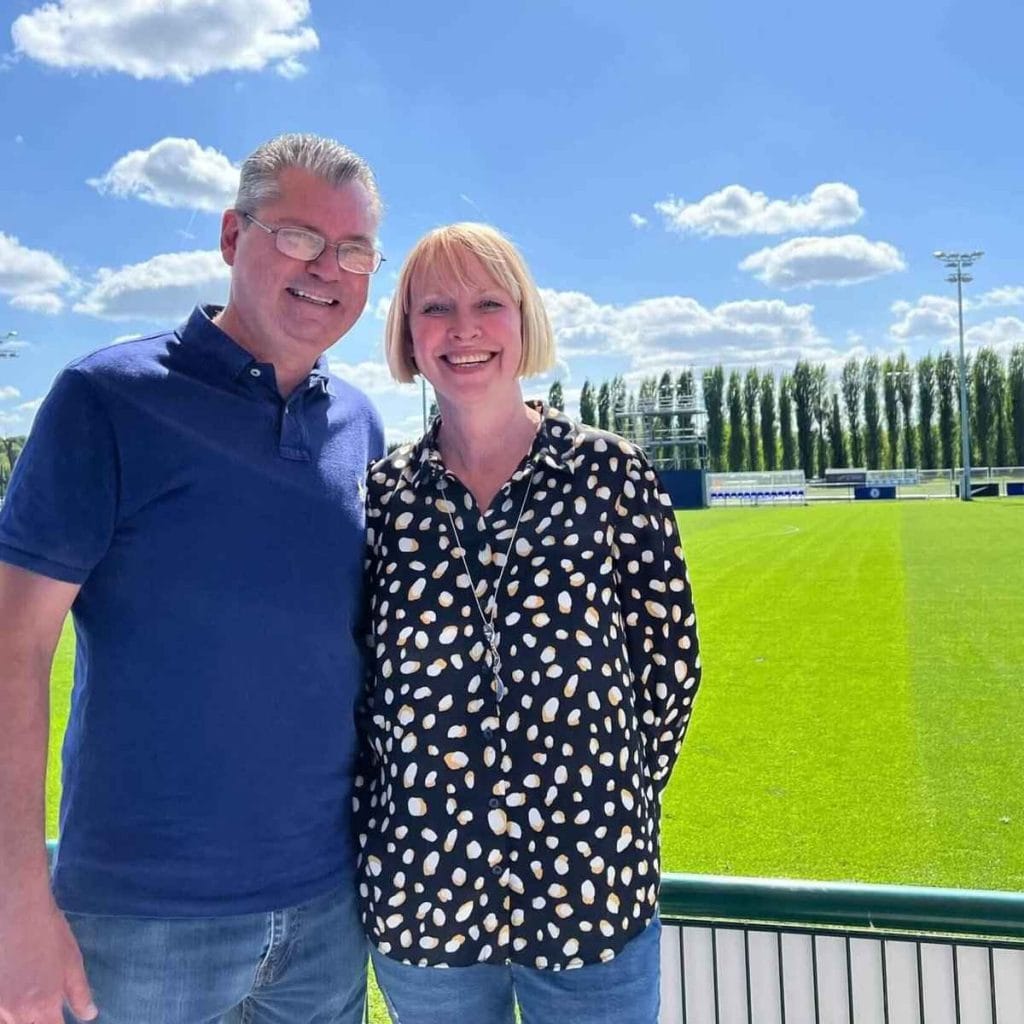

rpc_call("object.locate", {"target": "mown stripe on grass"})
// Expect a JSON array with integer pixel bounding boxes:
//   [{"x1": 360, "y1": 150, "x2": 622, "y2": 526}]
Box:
[
  {"x1": 902, "y1": 500, "x2": 1024, "y2": 891},
  {"x1": 661, "y1": 505, "x2": 919, "y2": 885}
]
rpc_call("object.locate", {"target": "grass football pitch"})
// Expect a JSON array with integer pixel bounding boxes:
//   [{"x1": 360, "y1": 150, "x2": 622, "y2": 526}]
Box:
[{"x1": 46, "y1": 499, "x2": 1024, "y2": 892}]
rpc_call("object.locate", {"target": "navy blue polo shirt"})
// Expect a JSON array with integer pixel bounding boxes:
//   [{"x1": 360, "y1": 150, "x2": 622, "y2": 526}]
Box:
[{"x1": 0, "y1": 306, "x2": 384, "y2": 916}]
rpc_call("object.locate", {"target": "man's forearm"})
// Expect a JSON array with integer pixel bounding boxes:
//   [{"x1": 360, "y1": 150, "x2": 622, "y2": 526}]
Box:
[
  {"x1": 0, "y1": 653, "x2": 54, "y2": 906},
  {"x1": 0, "y1": 563, "x2": 94, "y2": 1024},
  {"x1": 0, "y1": 562, "x2": 79, "y2": 909}
]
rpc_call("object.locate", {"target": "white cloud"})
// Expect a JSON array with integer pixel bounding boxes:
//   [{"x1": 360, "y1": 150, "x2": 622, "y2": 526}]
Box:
[
  {"x1": 11, "y1": 0, "x2": 318, "y2": 82},
  {"x1": 890, "y1": 295, "x2": 958, "y2": 339},
  {"x1": 740, "y1": 235, "x2": 906, "y2": 290},
  {"x1": 10, "y1": 291, "x2": 64, "y2": 314},
  {"x1": 540, "y1": 288, "x2": 620, "y2": 357},
  {"x1": 275, "y1": 55, "x2": 308, "y2": 80},
  {"x1": 654, "y1": 182, "x2": 862, "y2": 238},
  {"x1": 889, "y1": 292, "x2": 1024, "y2": 356},
  {"x1": 384, "y1": 412, "x2": 429, "y2": 447},
  {"x1": 975, "y1": 285, "x2": 1024, "y2": 309},
  {"x1": 629, "y1": 213, "x2": 648, "y2": 229},
  {"x1": 964, "y1": 317, "x2": 1024, "y2": 356},
  {"x1": 0, "y1": 397, "x2": 44, "y2": 435},
  {"x1": 372, "y1": 294, "x2": 393, "y2": 321},
  {"x1": 328, "y1": 359, "x2": 413, "y2": 396},
  {"x1": 89, "y1": 137, "x2": 239, "y2": 213},
  {"x1": 0, "y1": 386, "x2": 21, "y2": 401},
  {"x1": 73, "y1": 250, "x2": 229, "y2": 321},
  {"x1": 540, "y1": 287, "x2": 832, "y2": 369},
  {"x1": 0, "y1": 232, "x2": 73, "y2": 307}
]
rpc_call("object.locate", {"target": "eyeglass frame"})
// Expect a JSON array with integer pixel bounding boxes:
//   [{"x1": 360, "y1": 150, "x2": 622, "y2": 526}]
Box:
[{"x1": 240, "y1": 212, "x2": 386, "y2": 275}]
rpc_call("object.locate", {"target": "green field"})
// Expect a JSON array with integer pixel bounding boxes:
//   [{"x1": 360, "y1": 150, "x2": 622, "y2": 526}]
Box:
[
  {"x1": 47, "y1": 500, "x2": 1024, "y2": 893},
  {"x1": 663, "y1": 498, "x2": 1024, "y2": 892}
]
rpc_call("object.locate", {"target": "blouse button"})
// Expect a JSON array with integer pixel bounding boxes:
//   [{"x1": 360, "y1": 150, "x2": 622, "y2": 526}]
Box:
[
  {"x1": 488, "y1": 798, "x2": 500, "y2": 809},
  {"x1": 492, "y1": 865, "x2": 503, "y2": 876},
  {"x1": 482, "y1": 727, "x2": 494, "y2": 739}
]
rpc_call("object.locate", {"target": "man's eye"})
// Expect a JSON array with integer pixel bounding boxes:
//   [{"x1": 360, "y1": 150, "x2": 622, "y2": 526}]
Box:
[{"x1": 280, "y1": 228, "x2": 322, "y2": 246}]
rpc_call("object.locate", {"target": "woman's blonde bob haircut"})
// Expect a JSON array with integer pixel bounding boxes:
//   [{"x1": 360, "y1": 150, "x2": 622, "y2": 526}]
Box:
[{"x1": 384, "y1": 222, "x2": 555, "y2": 384}]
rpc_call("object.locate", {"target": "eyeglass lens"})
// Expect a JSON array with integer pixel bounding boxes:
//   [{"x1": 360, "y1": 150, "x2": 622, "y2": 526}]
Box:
[{"x1": 274, "y1": 228, "x2": 379, "y2": 274}]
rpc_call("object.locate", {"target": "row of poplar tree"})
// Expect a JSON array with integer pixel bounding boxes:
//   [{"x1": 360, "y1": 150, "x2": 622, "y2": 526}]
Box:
[{"x1": 552, "y1": 344, "x2": 1024, "y2": 478}]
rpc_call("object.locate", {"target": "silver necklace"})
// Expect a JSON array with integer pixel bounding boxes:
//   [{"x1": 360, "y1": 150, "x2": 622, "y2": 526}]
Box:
[{"x1": 442, "y1": 467, "x2": 537, "y2": 702}]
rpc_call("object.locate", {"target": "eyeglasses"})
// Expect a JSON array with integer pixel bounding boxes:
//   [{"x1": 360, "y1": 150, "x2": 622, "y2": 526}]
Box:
[{"x1": 242, "y1": 213, "x2": 385, "y2": 275}]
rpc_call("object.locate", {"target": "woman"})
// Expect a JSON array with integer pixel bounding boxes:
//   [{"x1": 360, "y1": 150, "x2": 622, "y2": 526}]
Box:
[{"x1": 355, "y1": 223, "x2": 701, "y2": 1024}]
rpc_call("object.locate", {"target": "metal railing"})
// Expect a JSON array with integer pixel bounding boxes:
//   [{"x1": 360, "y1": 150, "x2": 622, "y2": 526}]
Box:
[
  {"x1": 44, "y1": 843, "x2": 1024, "y2": 1020},
  {"x1": 658, "y1": 872, "x2": 1024, "y2": 1023}
]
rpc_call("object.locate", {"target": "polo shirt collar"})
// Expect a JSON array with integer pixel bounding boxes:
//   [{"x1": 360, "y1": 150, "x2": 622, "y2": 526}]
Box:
[
  {"x1": 176, "y1": 305, "x2": 333, "y2": 395},
  {"x1": 408, "y1": 400, "x2": 580, "y2": 486}
]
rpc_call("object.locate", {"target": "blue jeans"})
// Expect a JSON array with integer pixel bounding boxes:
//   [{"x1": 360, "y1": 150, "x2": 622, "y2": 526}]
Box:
[
  {"x1": 370, "y1": 916, "x2": 660, "y2": 1024},
  {"x1": 63, "y1": 884, "x2": 367, "y2": 1024}
]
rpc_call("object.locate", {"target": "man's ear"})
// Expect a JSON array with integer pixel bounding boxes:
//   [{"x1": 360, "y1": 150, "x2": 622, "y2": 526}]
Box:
[{"x1": 220, "y1": 209, "x2": 242, "y2": 266}]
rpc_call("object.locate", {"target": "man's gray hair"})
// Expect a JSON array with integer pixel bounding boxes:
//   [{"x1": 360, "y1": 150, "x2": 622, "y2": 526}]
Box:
[{"x1": 234, "y1": 133, "x2": 382, "y2": 219}]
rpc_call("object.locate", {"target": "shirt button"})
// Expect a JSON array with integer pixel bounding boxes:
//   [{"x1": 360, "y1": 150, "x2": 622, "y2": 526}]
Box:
[
  {"x1": 489, "y1": 798, "x2": 500, "y2": 809},
  {"x1": 249, "y1": 367, "x2": 261, "y2": 377}
]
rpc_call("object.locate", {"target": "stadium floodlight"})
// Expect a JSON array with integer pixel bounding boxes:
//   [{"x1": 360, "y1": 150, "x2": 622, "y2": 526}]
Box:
[{"x1": 933, "y1": 251, "x2": 983, "y2": 502}]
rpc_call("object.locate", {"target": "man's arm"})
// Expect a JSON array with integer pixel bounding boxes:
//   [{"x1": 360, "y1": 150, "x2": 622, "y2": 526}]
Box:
[{"x1": 0, "y1": 562, "x2": 96, "y2": 1024}]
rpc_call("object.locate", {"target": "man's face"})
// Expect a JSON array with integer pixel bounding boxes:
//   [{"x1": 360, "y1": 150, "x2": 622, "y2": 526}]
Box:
[{"x1": 219, "y1": 166, "x2": 378, "y2": 366}]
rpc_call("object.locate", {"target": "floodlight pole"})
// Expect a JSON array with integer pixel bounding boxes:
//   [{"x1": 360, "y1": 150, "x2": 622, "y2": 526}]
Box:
[{"x1": 933, "y1": 251, "x2": 982, "y2": 502}]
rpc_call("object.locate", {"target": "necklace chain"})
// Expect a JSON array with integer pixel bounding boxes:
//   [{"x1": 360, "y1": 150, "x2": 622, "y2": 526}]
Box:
[{"x1": 442, "y1": 467, "x2": 537, "y2": 702}]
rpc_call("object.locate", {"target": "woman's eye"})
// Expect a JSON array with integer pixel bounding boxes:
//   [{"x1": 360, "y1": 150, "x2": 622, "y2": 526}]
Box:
[
  {"x1": 420, "y1": 303, "x2": 448, "y2": 314},
  {"x1": 480, "y1": 299, "x2": 503, "y2": 310}
]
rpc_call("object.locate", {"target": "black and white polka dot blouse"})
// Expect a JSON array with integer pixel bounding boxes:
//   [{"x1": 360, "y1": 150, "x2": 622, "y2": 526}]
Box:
[{"x1": 354, "y1": 404, "x2": 701, "y2": 971}]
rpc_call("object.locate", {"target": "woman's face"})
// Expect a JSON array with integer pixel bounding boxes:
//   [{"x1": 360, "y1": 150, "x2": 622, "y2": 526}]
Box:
[{"x1": 407, "y1": 253, "x2": 523, "y2": 409}]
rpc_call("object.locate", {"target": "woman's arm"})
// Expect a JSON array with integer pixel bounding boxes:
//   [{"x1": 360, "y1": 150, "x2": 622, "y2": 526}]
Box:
[{"x1": 613, "y1": 450, "x2": 702, "y2": 791}]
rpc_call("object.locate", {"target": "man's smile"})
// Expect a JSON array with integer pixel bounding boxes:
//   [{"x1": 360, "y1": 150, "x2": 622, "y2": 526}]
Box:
[{"x1": 287, "y1": 287, "x2": 338, "y2": 307}]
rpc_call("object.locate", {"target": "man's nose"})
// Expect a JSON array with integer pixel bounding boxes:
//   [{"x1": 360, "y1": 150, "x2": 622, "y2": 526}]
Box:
[{"x1": 306, "y1": 245, "x2": 341, "y2": 281}]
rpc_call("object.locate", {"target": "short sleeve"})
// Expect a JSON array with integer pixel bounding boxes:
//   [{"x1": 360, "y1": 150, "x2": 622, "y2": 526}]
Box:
[
  {"x1": 0, "y1": 368, "x2": 119, "y2": 584},
  {"x1": 613, "y1": 450, "x2": 702, "y2": 791}
]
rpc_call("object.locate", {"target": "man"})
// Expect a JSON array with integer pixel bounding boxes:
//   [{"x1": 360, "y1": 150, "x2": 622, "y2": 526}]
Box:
[{"x1": 0, "y1": 134, "x2": 385, "y2": 1024}]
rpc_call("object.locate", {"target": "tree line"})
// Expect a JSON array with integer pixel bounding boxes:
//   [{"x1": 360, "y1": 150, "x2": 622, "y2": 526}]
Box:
[
  {"x1": 558, "y1": 344, "x2": 1024, "y2": 477},
  {"x1": 0, "y1": 436, "x2": 25, "y2": 500}
]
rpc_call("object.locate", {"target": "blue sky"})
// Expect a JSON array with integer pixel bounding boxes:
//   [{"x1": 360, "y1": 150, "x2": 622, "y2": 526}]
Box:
[{"x1": 2, "y1": 0, "x2": 1022, "y2": 441}]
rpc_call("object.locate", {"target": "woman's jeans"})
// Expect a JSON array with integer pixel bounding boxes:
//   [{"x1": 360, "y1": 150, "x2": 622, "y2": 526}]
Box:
[{"x1": 371, "y1": 915, "x2": 661, "y2": 1024}]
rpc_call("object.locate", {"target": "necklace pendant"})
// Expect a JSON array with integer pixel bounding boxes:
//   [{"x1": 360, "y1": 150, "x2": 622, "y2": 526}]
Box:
[
  {"x1": 495, "y1": 673, "x2": 507, "y2": 701},
  {"x1": 483, "y1": 623, "x2": 496, "y2": 646}
]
